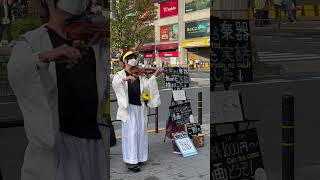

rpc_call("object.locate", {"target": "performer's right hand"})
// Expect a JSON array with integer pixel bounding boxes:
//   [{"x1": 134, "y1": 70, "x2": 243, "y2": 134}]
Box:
[{"x1": 39, "y1": 44, "x2": 81, "y2": 63}]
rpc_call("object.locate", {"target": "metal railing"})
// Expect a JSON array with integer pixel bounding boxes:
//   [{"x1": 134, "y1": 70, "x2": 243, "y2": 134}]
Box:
[{"x1": 12, "y1": 3, "x2": 28, "y2": 18}]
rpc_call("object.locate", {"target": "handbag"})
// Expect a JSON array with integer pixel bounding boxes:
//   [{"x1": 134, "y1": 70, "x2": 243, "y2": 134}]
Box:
[{"x1": 99, "y1": 114, "x2": 117, "y2": 147}]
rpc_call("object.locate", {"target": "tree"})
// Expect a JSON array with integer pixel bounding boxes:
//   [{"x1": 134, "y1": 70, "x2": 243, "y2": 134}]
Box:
[{"x1": 110, "y1": 0, "x2": 157, "y2": 53}]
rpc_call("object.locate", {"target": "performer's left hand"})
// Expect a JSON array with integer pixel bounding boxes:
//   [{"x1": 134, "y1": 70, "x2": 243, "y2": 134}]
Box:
[{"x1": 154, "y1": 68, "x2": 164, "y2": 77}]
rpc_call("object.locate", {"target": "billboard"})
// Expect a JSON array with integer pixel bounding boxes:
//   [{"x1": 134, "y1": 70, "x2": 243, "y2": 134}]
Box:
[
  {"x1": 160, "y1": 24, "x2": 178, "y2": 41},
  {"x1": 185, "y1": 20, "x2": 210, "y2": 39}
]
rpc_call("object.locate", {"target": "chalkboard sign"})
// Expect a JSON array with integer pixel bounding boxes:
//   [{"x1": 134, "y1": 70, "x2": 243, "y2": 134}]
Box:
[
  {"x1": 164, "y1": 67, "x2": 190, "y2": 89},
  {"x1": 169, "y1": 102, "x2": 193, "y2": 126},
  {"x1": 173, "y1": 131, "x2": 198, "y2": 157},
  {"x1": 210, "y1": 17, "x2": 253, "y2": 84},
  {"x1": 210, "y1": 128, "x2": 264, "y2": 180},
  {"x1": 185, "y1": 123, "x2": 202, "y2": 138}
]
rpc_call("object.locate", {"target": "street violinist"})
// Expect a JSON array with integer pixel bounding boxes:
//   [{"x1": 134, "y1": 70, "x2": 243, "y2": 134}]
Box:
[{"x1": 112, "y1": 51, "x2": 163, "y2": 172}]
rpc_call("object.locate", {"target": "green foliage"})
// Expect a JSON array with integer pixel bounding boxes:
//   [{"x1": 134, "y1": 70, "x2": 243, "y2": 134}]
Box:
[
  {"x1": 111, "y1": 0, "x2": 157, "y2": 52},
  {"x1": 11, "y1": 16, "x2": 41, "y2": 40},
  {"x1": 112, "y1": 64, "x2": 123, "y2": 74}
]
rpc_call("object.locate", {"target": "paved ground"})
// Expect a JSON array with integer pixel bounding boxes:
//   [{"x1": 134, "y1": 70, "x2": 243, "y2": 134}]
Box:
[{"x1": 110, "y1": 115, "x2": 210, "y2": 180}]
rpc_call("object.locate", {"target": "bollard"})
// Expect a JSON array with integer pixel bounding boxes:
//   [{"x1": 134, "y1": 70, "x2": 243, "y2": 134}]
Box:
[
  {"x1": 198, "y1": 92, "x2": 202, "y2": 125},
  {"x1": 315, "y1": 5, "x2": 319, "y2": 16},
  {"x1": 282, "y1": 94, "x2": 295, "y2": 180},
  {"x1": 155, "y1": 107, "x2": 159, "y2": 133}
]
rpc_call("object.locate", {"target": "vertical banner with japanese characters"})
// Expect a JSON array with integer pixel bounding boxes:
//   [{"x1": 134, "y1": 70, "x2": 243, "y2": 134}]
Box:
[{"x1": 210, "y1": 18, "x2": 253, "y2": 84}]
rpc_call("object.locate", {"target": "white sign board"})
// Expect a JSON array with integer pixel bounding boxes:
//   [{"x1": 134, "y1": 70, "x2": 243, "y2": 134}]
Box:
[
  {"x1": 173, "y1": 131, "x2": 198, "y2": 157},
  {"x1": 173, "y1": 90, "x2": 187, "y2": 101},
  {"x1": 175, "y1": 138, "x2": 198, "y2": 157},
  {"x1": 211, "y1": 90, "x2": 244, "y2": 124}
]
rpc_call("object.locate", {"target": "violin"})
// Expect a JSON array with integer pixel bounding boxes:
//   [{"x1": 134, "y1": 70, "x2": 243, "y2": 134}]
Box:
[
  {"x1": 130, "y1": 66, "x2": 158, "y2": 76},
  {"x1": 65, "y1": 12, "x2": 109, "y2": 49}
]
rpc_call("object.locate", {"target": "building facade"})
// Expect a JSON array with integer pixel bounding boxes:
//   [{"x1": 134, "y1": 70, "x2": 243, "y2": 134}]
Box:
[{"x1": 140, "y1": 0, "x2": 211, "y2": 69}]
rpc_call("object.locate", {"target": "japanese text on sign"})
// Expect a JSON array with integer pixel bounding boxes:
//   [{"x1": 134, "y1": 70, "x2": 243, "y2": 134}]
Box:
[
  {"x1": 169, "y1": 102, "x2": 193, "y2": 126},
  {"x1": 210, "y1": 18, "x2": 253, "y2": 83},
  {"x1": 210, "y1": 128, "x2": 264, "y2": 180},
  {"x1": 164, "y1": 67, "x2": 190, "y2": 89},
  {"x1": 185, "y1": 123, "x2": 202, "y2": 137}
]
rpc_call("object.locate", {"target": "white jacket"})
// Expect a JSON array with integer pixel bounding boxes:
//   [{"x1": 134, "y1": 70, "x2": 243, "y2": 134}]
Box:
[
  {"x1": 7, "y1": 24, "x2": 108, "y2": 180},
  {"x1": 112, "y1": 69, "x2": 161, "y2": 127}
]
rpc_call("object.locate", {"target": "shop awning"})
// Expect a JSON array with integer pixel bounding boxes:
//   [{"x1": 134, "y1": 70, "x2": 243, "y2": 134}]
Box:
[
  {"x1": 155, "y1": 43, "x2": 179, "y2": 51},
  {"x1": 139, "y1": 45, "x2": 155, "y2": 52}
]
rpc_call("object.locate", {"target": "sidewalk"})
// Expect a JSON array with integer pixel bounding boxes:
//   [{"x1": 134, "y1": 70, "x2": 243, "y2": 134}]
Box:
[{"x1": 110, "y1": 118, "x2": 210, "y2": 180}]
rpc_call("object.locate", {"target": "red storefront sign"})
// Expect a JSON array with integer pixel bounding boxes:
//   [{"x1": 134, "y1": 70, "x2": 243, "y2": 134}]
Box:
[
  {"x1": 144, "y1": 53, "x2": 155, "y2": 58},
  {"x1": 160, "y1": 0, "x2": 178, "y2": 18},
  {"x1": 158, "y1": 52, "x2": 179, "y2": 57}
]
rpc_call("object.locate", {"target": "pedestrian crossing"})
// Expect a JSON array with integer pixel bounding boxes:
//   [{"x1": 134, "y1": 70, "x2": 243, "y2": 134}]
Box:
[{"x1": 258, "y1": 51, "x2": 320, "y2": 62}]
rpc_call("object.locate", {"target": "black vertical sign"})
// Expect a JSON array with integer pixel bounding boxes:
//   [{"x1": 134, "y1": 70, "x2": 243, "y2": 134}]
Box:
[
  {"x1": 210, "y1": 17, "x2": 253, "y2": 86},
  {"x1": 169, "y1": 102, "x2": 193, "y2": 126},
  {"x1": 210, "y1": 128, "x2": 264, "y2": 180}
]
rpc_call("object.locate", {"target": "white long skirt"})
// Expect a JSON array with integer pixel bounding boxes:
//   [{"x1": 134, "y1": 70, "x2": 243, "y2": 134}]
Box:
[
  {"x1": 55, "y1": 132, "x2": 108, "y2": 180},
  {"x1": 121, "y1": 104, "x2": 148, "y2": 164}
]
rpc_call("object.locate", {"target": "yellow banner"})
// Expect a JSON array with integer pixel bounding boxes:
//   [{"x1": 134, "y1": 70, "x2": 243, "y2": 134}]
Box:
[{"x1": 182, "y1": 37, "x2": 209, "y2": 48}]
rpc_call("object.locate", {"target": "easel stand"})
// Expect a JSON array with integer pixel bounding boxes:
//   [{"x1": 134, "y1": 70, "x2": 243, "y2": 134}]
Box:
[{"x1": 163, "y1": 86, "x2": 191, "y2": 140}]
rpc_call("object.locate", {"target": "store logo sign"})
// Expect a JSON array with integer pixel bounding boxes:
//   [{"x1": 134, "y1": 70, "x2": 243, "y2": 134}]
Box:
[
  {"x1": 160, "y1": 0, "x2": 178, "y2": 18},
  {"x1": 163, "y1": 6, "x2": 176, "y2": 12}
]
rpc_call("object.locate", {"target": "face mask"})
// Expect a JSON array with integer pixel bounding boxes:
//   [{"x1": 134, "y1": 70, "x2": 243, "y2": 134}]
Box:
[{"x1": 127, "y1": 58, "x2": 137, "y2": 66}]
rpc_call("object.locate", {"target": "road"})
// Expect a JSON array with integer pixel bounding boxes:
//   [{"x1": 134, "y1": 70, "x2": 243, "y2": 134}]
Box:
[{"x1": 255, "y1": 35, "x2": 320, "y2": 60}]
